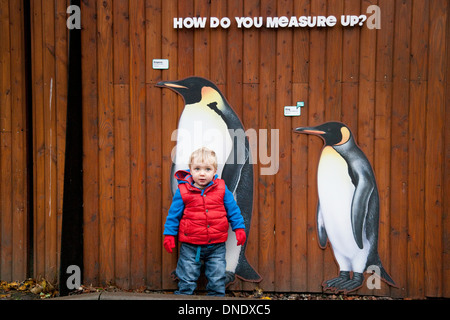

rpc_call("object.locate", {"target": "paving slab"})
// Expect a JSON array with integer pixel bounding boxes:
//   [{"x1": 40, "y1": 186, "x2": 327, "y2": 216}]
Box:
[{"x1": 51, "y1": 291, "x2": 253, "y2": 300}]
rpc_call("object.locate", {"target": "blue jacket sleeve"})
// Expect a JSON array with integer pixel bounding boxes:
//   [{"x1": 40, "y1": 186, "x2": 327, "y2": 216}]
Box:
[
  {"x1": 223, "y1": 186, "x2": 246, "y2": 231},
  {"x1": 163, "y1": 189, "x2": 185, "y2": 236}
]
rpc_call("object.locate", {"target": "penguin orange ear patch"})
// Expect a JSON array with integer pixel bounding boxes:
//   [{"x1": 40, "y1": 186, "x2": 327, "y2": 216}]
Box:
[
  {"x1": 335, "y1": 127, "x2": 350, "y2": 146},
  {"x1": 294, "y1": 121, "x2": 396, "y2": 294}
]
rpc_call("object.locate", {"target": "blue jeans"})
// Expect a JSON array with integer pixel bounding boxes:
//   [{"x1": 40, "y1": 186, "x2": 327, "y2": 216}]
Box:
[{"x1": 175, "y1": 242, "x2": 226, "y2": 296}]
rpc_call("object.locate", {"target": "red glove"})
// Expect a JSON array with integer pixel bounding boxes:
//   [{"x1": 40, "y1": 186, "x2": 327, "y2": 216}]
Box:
[
  {"x1": 235, "y1": 229, "x2": 246, "y2": 246},
  {"x1": 163, "y1": 235, "x2": 175, "y2": 253}
]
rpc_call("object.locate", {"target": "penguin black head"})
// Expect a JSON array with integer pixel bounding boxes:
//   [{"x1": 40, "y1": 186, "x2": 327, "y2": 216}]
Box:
[
  {"x1": 294, "y1": 122, "x2": 352, "y2": 146},
  {"x1": 156, "y1": 76, "x2": 221, "y2": 105}
]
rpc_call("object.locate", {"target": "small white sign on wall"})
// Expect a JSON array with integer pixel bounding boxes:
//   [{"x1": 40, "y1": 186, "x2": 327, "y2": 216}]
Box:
[
  {"x1": 153, "y1": 59, "x2": 169, "y2": 70},
  {"x1": 284, "y1": 101, "x2": 305, "y2": 116}
]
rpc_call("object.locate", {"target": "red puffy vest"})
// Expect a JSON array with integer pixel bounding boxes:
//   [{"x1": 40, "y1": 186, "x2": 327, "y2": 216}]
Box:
[{"x1": 178, "y1": 179, "x2": 229, "y2": 245}]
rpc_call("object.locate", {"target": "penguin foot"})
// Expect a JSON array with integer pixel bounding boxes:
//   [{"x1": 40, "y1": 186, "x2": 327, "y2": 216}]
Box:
[
  {"x1": 225, "y1": 271, "x2": 236, "y2": 288},
  {"x1": 334, "y1": 272, "x2": 364, "y2": 293},
  {"x1": 322, "y1": 271, "x2": 351, "y2": 290}
]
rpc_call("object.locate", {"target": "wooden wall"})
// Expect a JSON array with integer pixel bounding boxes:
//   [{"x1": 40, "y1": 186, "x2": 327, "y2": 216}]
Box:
[
  {"x1": 79, "y1": 0, "x2": 449, "y2": 298},
  {"x1": 0, "y1": 0, "x2": 448, "y2": 299},
  {"x1": 29, "y1": 0, "x2": 68, "y2": 283},
  {"x1": 0, "y1": 0, "x2": 28, "y2": 282}
]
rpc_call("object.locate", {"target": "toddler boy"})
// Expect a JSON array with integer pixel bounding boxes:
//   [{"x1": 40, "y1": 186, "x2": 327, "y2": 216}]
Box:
[{"x1": 163, "y1": 147, "x2": 246, "y2": 296}]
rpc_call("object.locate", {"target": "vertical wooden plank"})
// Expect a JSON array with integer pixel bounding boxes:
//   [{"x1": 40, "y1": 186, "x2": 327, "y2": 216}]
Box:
[
  {"x1": 374, "y1": 0, "x2": 394, "y2": 297},
  {"x1": 194, "y1": 0, "x2": 210, "y2": 78},
  {"x1": 178, "y1": 0, "x2": 194, "y2": 80},
  {"x1": 242, "y1": 0, "x2": 260, "y2": 292},
  {"x1": 113, "y1": 0, "x2": 131, "y2": 290},
  {"x1": 243, "y1": 0, "x2": 259, "y2": 84},
  {"x1": 146, "y1": 84, "x2": 163, "y2": 289},
  {"x1": 0, "y1": 136, "x2": 12, "y2": 279},
  {"x1": 307, "y1": 0, "x2": 326, "y2": 293},
  {"x1": 176, "y1": 0, "x2": 193, "y2": 119},
  {"x1": 145, "y1": 0, "x2": 163, "y2": 289},
  {"x1": 406, "y1": 82, "x2": 426, "y2": 297},
  {"x1": 146, "y1": 0, "x2": 162, "y2": 84},
  {"x1": 161, "y1": 0, "x2": 178, "y2": 290},
  {"x1": 42, "y1": 0, "x2": 58, "y2": 282},
  {"x1": 390, "y1": 0, "x2": 411, "y2": 298},
  {"x1": 97, "y1": 0, "x2": 115, "y2": 285},
  {"x1": 0, "y1": 0, "x2": 12, "y2": 280},
  {"x1": 325, "y1": 0, "x2": 343, "y2": 122},
  {"x1": 113, "y1": 0, "x2": 130, "y2": 85},
  {"x1": 258, "y1": 0, "x2": 277, "y2": 292},
  {"x1": 424, "y1": 0, "x2": 446, "y2": 298},
  {"x1": 55, "y1": 0, "x2": 69, "y2": 275},
  {"x1": 130, "y1": 0, "x2": 147, "y2": 288},
  {"x1": 210, "y1": 0, "x2": 227, "y2": 89},
  {"x1": 291, "y1": 0, "x2": 310, "y2": 292},
  {"x1": 31, "y1": 0, "x2": 46, "y2": 281},
  {"x1": 274, "y1": 0, "x2": 293, "y2": 292},
  {"x1": 0, "y1": 0, "x2": 11, "y2": 135},
  {"x1": 227, "y1": 0, "x2": 243, "y2": 118},
  {"x1": 356, "y1": 0, "x2": 378, "y2": 296},
  {"x1": 241, "y1": 83, "x2": 259, "y2": 292},
  {"x1": 407, "y1": 0, "x2": 429, "y2": 299},
  {"x1": 341, "y1": 0, "x2": 360, "y2": 132},
  {"x1": 358, "y1": 0, "x2": 377, "y2": 163},
  {"x1": 444, "y1": 0, "x2": 450, "y2": 298},
  {"x1": 81, "y1": 0, "x2": 100, "y2": 286},
  {"x1": 114, "y1": 84, "x2": 131, "y2": 289},
  {"x1": 9, "y1": 0, "x2": 28, "y2": 280},
  {"x1": 291, "y1": 83, "x2": 309, "y2": 292},
  {"x1": 292, "y1": 0, "x2": 310, "y2": 84}
]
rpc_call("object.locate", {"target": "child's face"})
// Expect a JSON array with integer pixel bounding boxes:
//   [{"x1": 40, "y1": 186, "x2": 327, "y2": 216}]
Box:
[{"x1": 190, "y1": 159, "x2": 217, "y2": 188}]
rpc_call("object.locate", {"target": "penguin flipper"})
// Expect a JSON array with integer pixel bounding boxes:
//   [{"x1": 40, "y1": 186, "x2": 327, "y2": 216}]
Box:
[
  {"x1": 222, "y1": 139, "x2": 249, "y2": 193},
  {"x1": 351, "y1": 179, "x2": 374, "y2": 249},
  {"x1": 170, "y1": 162, "x2": 177, "y2": 196},
  {"x1": 222, "y1": 162, "x2": 242, "y2": 193},
  {"x1": 317, "y1": 201, "x2": 328, "y2": 248}
]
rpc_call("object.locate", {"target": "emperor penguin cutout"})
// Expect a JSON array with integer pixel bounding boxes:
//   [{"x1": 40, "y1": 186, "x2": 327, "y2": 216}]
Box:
[
  {"x1": 157, "y1": 76, "x2": 261, "y2": 285},
  {"x1": 294, "y1": 122, "x2": 396, "y2": 293}
]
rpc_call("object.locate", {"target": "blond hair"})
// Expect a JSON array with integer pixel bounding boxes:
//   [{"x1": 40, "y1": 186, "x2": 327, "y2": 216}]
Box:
[{"x1": 189, "y1": 147, "x2": 218, "y2": 170}]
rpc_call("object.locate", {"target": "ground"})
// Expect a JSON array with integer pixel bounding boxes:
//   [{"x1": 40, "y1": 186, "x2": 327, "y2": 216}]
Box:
[{"x1": 1, "y1": 278, "x2": 398, "y2": 300}]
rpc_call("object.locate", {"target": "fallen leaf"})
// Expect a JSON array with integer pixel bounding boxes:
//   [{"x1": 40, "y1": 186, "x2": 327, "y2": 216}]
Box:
[{"x1": 31, "y1": 284, "x2": 43, "y2": 295}]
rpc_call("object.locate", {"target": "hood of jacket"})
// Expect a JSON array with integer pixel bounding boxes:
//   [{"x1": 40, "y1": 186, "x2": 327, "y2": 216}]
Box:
[{"x1": 174, "y1": 169, "x2": 219, "y2": 189}]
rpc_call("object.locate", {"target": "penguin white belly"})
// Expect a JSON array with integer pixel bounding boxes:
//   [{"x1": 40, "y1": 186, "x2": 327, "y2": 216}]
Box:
[
  {"x1": 317, "y1": 146, "x2": 369, "y2": 272},
  {"x1": 174, "y1": 102, "x2": 242, "y2": 272},
  {"x1": 173, "y1": 103, "x2": 232, "y2": 175}
]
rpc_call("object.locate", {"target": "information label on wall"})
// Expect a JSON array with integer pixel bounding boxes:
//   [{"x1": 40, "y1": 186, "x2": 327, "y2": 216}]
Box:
[
  {"x1": 153, "y1": 59, "x2": 169, "y2": 70},
  {"x1": 284, "y1": 102, "x2": 304, "y2": 117}
]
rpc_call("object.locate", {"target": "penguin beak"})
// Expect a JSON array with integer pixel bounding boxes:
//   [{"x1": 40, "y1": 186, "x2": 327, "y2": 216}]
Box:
[
  {"x1": 156, "y1": 81, "x2": 188, "y2": 90},
  {"x1": 294, "y1": 127, "x2": 326, "y2": 135}
]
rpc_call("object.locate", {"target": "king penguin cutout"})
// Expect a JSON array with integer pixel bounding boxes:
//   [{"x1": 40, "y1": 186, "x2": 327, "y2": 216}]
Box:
[
  {"x1": 157, "y1": 76, "x2": 261, "y2": 286},
  {"x1": 294, "y1": 122, "x2": 396, "y2": 293}
]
